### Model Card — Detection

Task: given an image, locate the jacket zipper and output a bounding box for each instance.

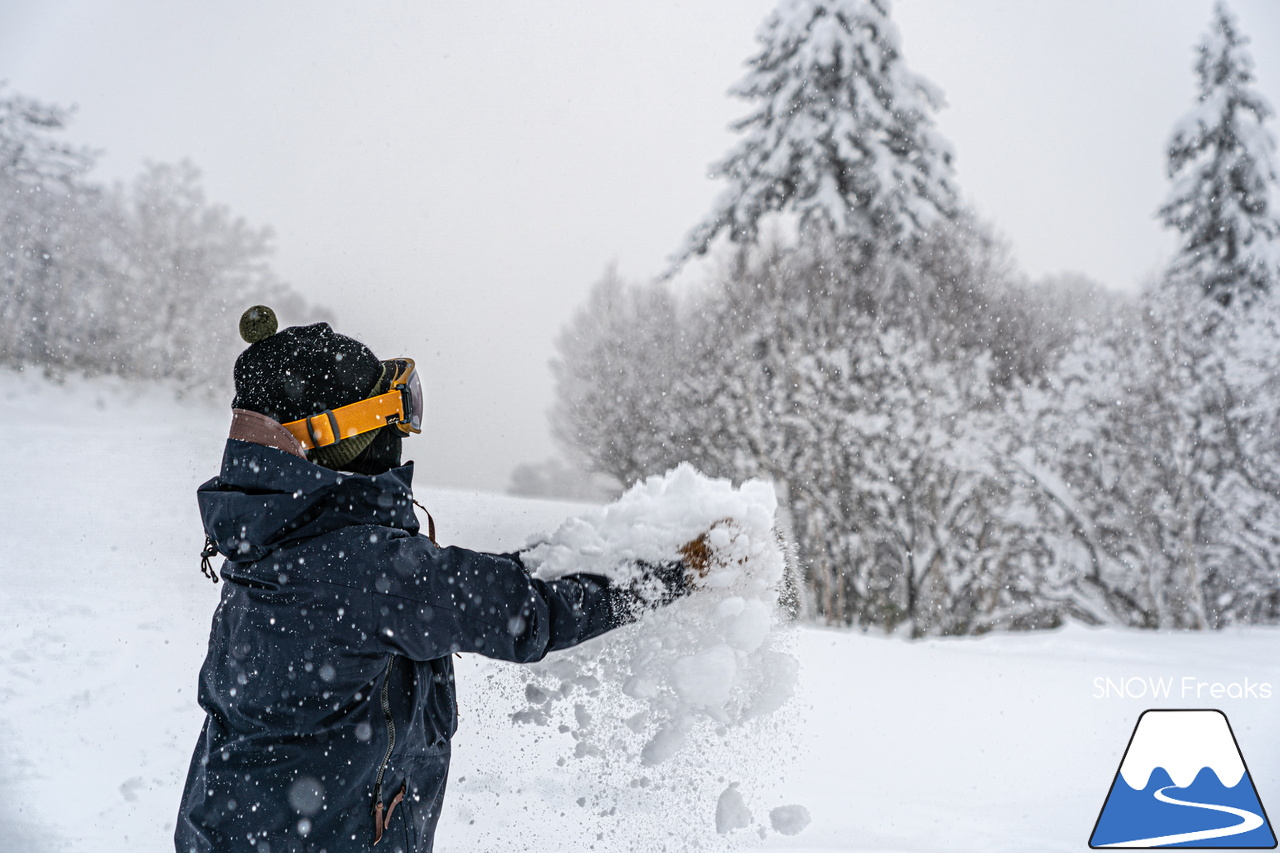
[372,654,400,845]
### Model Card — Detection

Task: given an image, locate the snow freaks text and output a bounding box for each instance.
[1092,677,1274,701]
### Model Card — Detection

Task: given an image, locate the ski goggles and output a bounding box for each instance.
[282,358,423,451]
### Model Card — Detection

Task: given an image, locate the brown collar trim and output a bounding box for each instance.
[229,409,308,460]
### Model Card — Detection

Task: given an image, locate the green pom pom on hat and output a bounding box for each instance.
[232,316,381,424]
[239,305,278,344]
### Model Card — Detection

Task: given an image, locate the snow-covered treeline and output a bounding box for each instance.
[0,86,325,395]
[551,0,1280,635]
[1008,283,1280,630]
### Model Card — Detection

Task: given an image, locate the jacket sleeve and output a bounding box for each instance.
[368,538,687,664]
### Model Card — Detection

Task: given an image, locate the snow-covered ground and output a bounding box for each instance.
[2,371,1279,852]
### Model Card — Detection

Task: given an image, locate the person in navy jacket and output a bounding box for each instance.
[176,307,691,853]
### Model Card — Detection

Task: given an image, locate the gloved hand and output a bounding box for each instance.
[678,532,713,579]
[678,519,738,583]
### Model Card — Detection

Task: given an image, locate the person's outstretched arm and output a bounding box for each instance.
[366,538,688,663]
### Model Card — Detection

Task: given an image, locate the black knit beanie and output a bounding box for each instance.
[232,305,401,472]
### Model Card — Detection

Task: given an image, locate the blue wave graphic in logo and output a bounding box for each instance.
[1091,765,1276,848]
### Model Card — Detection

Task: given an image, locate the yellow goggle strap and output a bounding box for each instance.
[281,391,406,452]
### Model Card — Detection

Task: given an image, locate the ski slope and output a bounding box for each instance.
[2,371,1279,852]
[1119,788,1263,848]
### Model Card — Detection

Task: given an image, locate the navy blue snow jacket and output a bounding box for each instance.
[176,439,680,853]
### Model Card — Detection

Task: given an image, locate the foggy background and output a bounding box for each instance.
[2,0,1277,491]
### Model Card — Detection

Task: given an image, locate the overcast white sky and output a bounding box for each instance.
[2,0,1278,491]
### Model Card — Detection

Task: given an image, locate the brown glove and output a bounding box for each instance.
[678,532,714,580]
[678,519,738,582]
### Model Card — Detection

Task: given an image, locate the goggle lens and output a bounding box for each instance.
[384,358,423,435]
[405,368,423,432]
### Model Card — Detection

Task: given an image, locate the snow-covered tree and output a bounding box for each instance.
[697,238,1061,633]
[559,0,1280,634]
[0,86,103,371]
[0,84,94,186]
[117,160,300,387]
[558,228,1082,634]
[1212,292,1280,621]
[1011,276,1280,630]
[551,269,700,486]
[1018,3,1280,627]
[1010,293,1212,630]
[672,0,959,269]
[0,85,325,393]
[1159,2,1280,306]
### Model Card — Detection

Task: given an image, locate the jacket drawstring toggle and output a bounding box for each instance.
[372,782,406,845]
[199,536,221,584]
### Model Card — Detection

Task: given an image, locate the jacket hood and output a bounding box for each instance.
[198,439,419,563]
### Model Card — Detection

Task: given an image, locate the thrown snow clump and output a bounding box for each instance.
[517,463,798,766]
[769,804,811,836]
[716,783,752,834]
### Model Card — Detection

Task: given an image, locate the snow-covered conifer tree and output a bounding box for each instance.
[1159,2,1280,306]
[672,0,958,268]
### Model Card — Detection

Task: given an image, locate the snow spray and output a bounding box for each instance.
[513,464,802,844]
